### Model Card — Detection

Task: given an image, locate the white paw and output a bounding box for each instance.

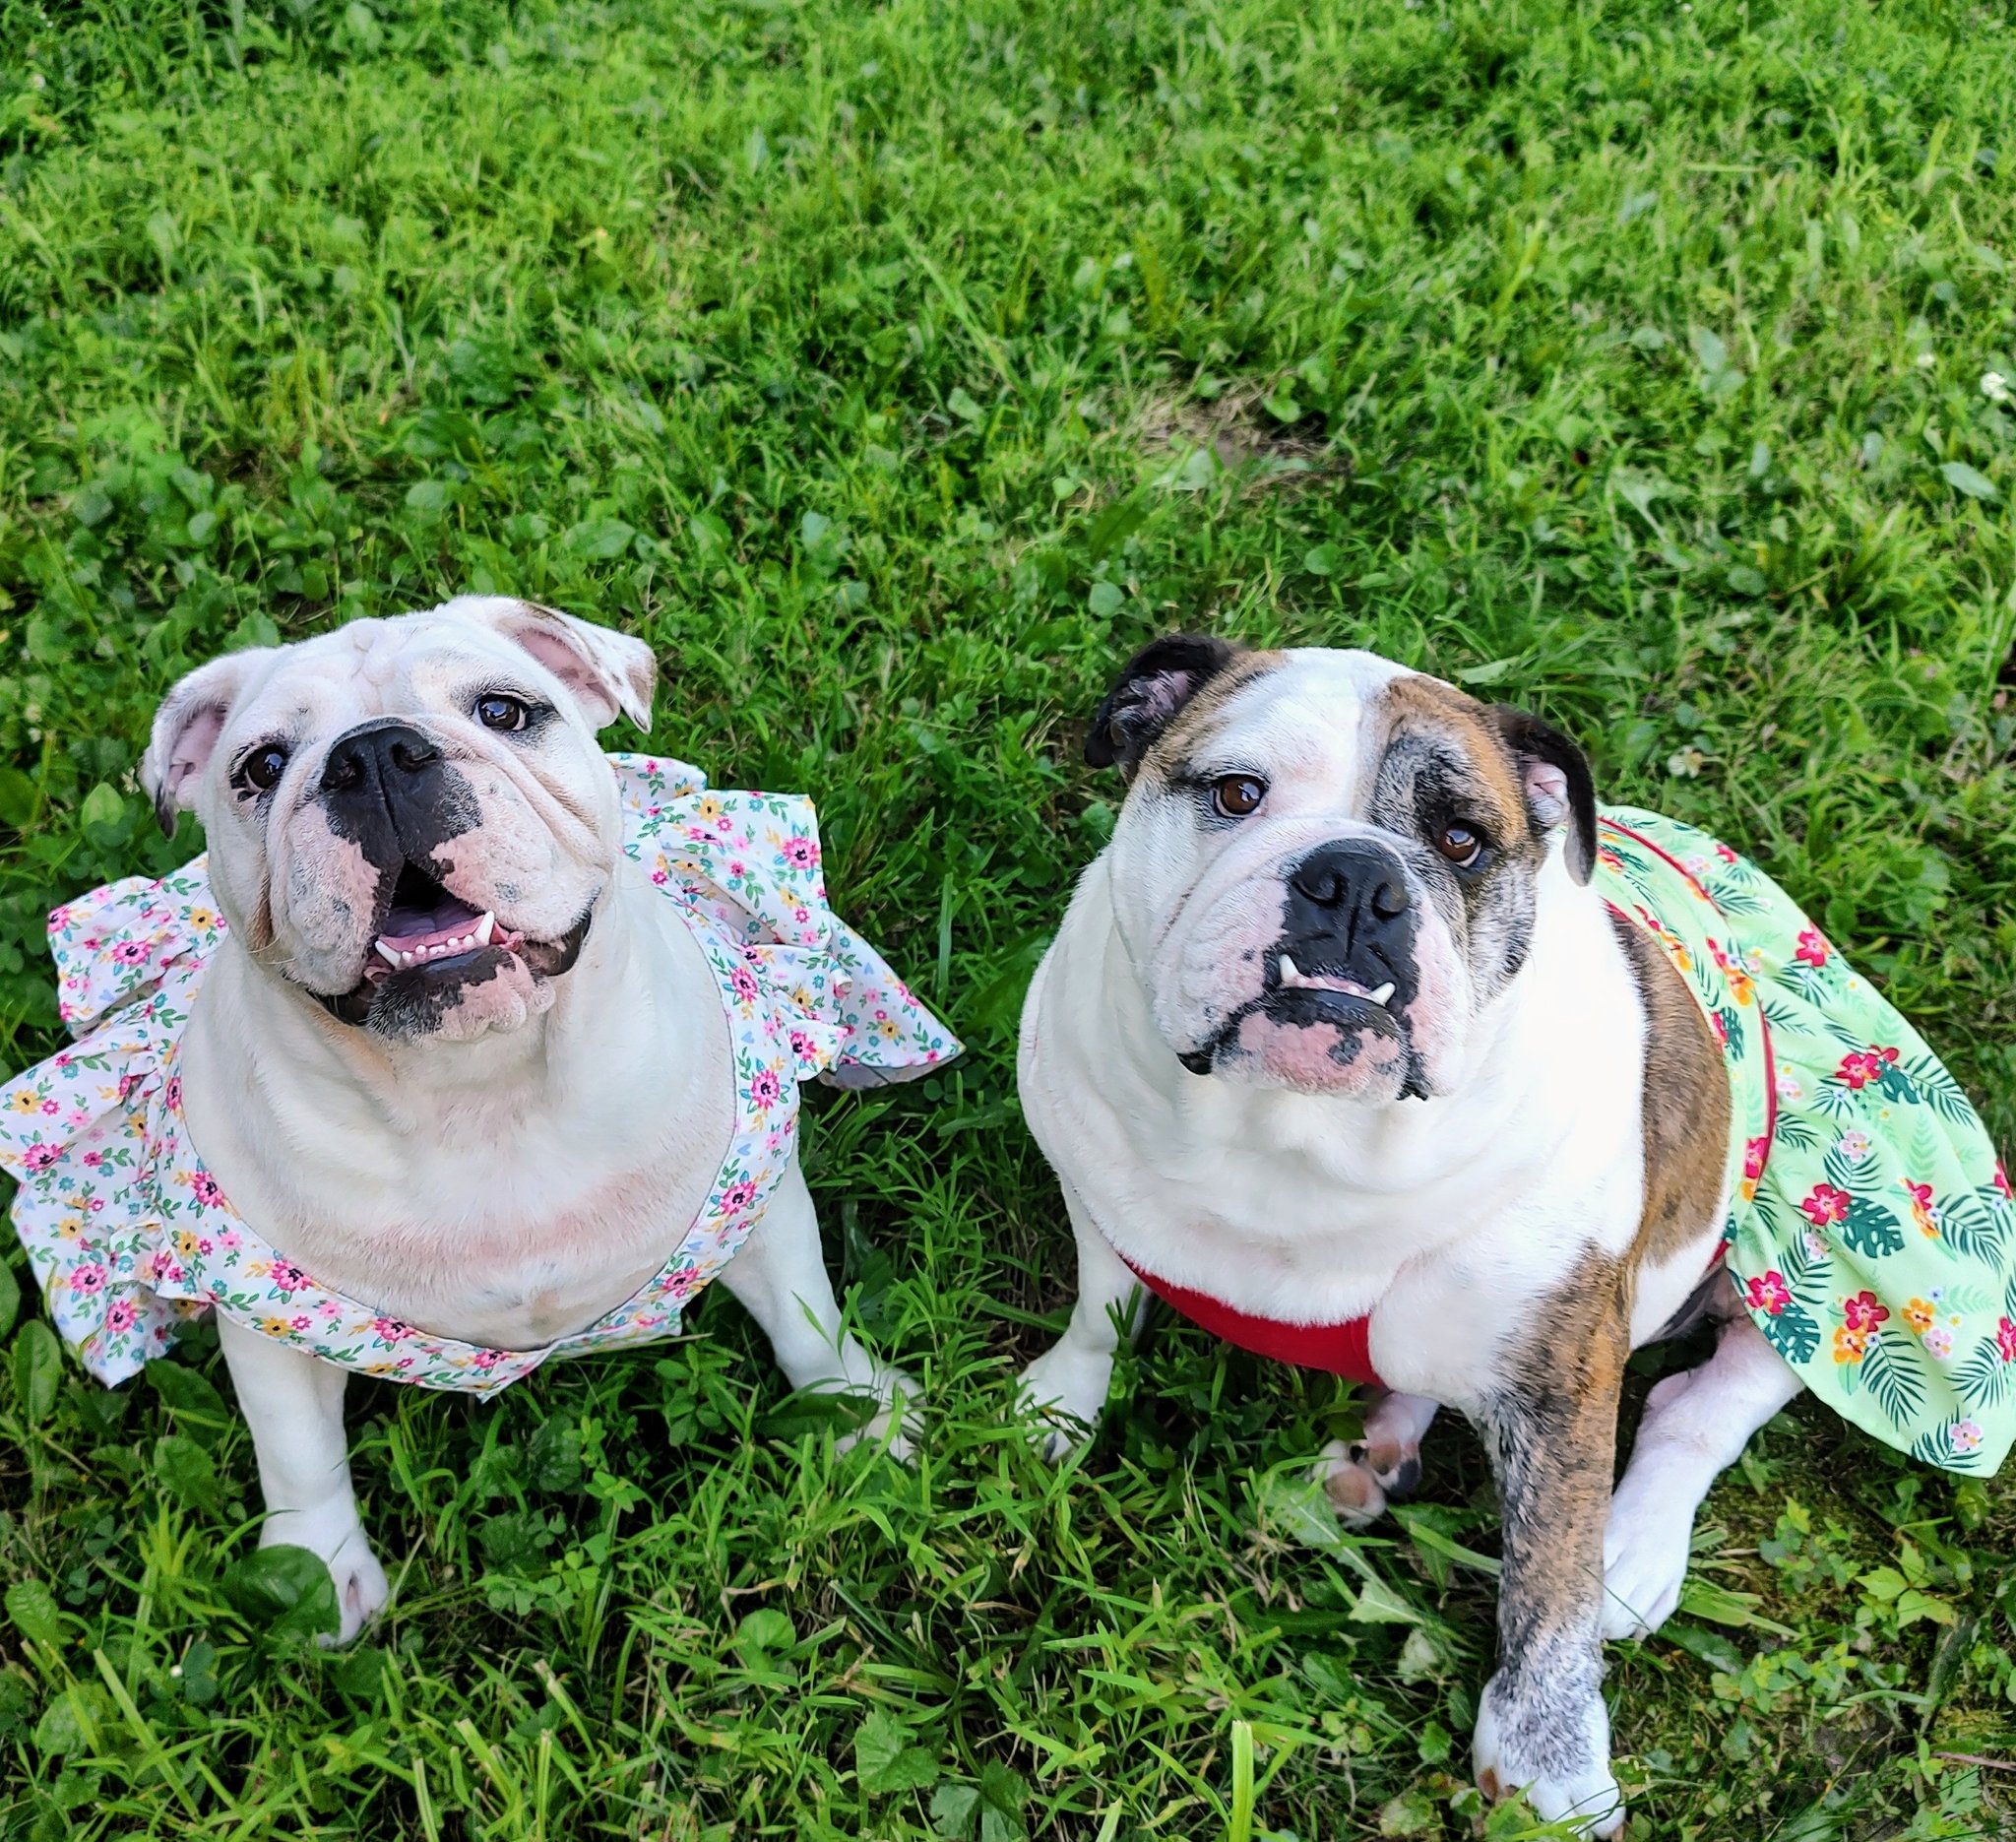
[1016,1348,1109,1461]
[1474,1673,1623,1839]
[265,1502,389,1647]
[1601,1478,1693,1641]
[833,1365,920,1463]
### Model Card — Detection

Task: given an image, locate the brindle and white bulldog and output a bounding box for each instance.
[135,598,921,1636]
[1016,637,1809,1837]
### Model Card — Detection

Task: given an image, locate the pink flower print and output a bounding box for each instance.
[473,1349,502,1368]
[105,1300,136,1334]
[781,835,819,870]
[1950,1420,1984,1456]
[220,1230,241,1252]
[1745,1271,1792,1315]
[730,966,760,1004]
[289,1314,310,1332]
[1923,1324,1954,1361]
[38,1099,57,1115]
[789,1029,812,1061]
[1801,1183,1852,1229]
[749,1069,782,1109]
[318,1299,342,1318]
[269,1260,304,1294]
[164,1075,182,1112]
[1995,1163,2012,1203]
[1795,927,1829,968]
[1835,1130,1871,1166]
[720,1178,758,1215]
[1997,1317,2016,1364]
[70,1262,108,1295]
[190,1171,226,1210]
[111,940,151,967]
[1836,1045,1900,1090]
[728,858,746,880]
[22,1143,59,1173]
[1842,1290,1889,1333]
[652,867,669,885]
[151,1248,175,1280]
[373,1316,410,1341]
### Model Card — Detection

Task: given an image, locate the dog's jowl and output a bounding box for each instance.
[0,597,957,1642]
[1018,636,2012,1837]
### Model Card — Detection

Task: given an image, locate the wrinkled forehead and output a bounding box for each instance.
[225,614,530,735]
[1158,648,1526,827]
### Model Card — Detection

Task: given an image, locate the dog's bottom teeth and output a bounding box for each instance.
[1367,982,1396,1007]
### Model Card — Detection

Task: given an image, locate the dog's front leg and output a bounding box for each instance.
[719,1162,917,1458]
[217,1311,388,1644]
[1470,1264,1630,1839]
[1016,1184,1148,1459]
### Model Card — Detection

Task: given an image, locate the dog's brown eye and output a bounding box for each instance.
[1435,823,1482,867]
[242,745,290,792]
[475,694,529,731]
[1211,774,1267,819]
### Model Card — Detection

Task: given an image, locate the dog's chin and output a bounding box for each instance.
[310,914,593,1044]
[1177,990,1423,1101]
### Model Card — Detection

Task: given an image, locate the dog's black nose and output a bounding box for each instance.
[321,722,442,794]
[1282,840,1417,983]
[1290,845,1410,918]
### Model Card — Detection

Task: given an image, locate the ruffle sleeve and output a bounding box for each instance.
[0,862,227,1383]
[612,753,961,1087]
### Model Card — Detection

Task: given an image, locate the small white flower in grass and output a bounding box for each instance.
[1916,352,1936,370]
[1983,370,2011,405]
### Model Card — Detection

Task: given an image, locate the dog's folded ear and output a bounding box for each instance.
[141,649,278,837]
[1490,704,1598,884]
[1086,633,1245,776]
[437,597,657,732]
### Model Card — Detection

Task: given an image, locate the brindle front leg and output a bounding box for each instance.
[1471,1260,1631,1839]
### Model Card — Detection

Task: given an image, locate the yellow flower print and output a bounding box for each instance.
[1904,1299,1936,1335]
[1726,964,1755,1005]
[245,1259,271,1279]
[187,908,218,932]
[260,1316,293,1337]
[875,1017,902,1041]
[9,1090,39,1114]
[696,795,724,822]
[57,1218,83,1241]
[175,1231,200,1257]
[1832,1325,1869,1366]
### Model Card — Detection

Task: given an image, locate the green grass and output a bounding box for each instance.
[1,0,2014,1834]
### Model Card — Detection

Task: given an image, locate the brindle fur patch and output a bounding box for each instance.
[1608,906,1732,1271]
[1480,1255,1633,1782]
[1367,676,1548,1002]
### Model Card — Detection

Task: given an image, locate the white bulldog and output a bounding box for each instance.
[1016,638,1813,1837]
[120,597,921,1638]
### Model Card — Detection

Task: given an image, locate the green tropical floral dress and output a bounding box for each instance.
[1597,810,2014,1476]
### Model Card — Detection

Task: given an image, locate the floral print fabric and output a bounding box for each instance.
[0,754,958,1395]
[1598,809,2013,1476]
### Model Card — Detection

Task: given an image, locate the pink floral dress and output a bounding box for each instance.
[0,755,959,1396]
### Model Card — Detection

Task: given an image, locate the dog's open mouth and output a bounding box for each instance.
[362,862,522,981]
[312,860,596,1028]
